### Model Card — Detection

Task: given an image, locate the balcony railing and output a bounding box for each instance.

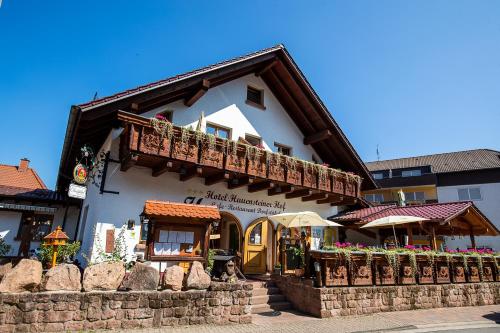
[118,112,363,200]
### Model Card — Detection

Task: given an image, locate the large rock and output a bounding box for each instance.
[122,262,159,291]
[82,261,125,291]
[0,262,12,282]
[0,259,42,293]
[186,261,211,290]
[163,265,184,291]
[41,264,81,291]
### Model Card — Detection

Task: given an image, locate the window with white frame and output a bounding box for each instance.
[372,172,384,180]
[364,193,384,203]
[401,169,422,177]
[457,188,482,201]
[404,191,425,202]
[206,123,231,140]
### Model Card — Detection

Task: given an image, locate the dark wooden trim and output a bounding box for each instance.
[179,166,201,182]
[317,194,343,204]
[205,172,229,186]
[268,185,292,196]
[248,180,273,193]
[303,129,332,145]
[228,176,250,189]
[184,79,210,107]
[255,60,278,77]
[152,161,173,177]
[120,153,138,172]
[285,188,311,199]
[302,193,327,202]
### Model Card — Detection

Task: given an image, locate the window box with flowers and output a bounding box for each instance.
[332,172,346,195]
[285,157,302,186]
[267,152,286,182]
[198,132,225,169]
[303,162,318,189]
[225,140,247,173]
[246,144,267,178]
[317,164,332,192]
[171,127,199,163]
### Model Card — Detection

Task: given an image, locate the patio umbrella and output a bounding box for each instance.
[360,215,428,247]
[269,211,343,228]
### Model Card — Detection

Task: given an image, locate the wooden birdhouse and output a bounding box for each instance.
[43,226,69,267]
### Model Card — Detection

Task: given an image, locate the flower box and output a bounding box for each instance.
[467,264,481,283]
[451,264,466,283]
[303,165,317,189]
[317,168,332,192]
[351,263,372,286]
[286,160,302,186]
[323,259,348,287]
[139,126,171,157]
[436,262,451,284]
[482,263,495,282]
[374,258,396,285]
[344,179,357,197]
[267,154,286,182]
[332,174,345,195]
[417,262,434,284]
[199,147,224,169]
[171,136,198,163]
[247,154,267,178]
[399,263,417,285]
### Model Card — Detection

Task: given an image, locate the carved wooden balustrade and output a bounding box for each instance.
[308,250,499,287]
[118,112,362,202]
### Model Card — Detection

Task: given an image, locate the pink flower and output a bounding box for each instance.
[422,246,431,251]
[404,245,416,250]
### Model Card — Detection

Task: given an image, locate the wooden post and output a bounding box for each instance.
[470,233,476,250]
[430,226,437,251]
[406,224,414,245]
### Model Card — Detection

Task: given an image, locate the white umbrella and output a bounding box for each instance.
[269,211,343,228]
[360,215,428,247]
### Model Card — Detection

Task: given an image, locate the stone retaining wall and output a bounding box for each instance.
[274,275,500,318]
[0,282,252,332]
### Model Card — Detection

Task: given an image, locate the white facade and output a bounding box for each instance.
[77,73,341,270]
[438,183,500,250]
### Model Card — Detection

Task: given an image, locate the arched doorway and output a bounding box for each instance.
[243,218,274,275]
[209,212,243,255]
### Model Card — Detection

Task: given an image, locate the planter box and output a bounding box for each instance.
[351,258,372,286]
[247,154,267,178]
[417,263,434,284]
[171,139,198,163]
[139,126,171,157]
[286,161,302,186]
[268,155,286,182]
[323,259,348,287]
[451,264,467,283]
[436,263,451,284]
[344,179,357,197]
[482,263,495,282]
[375,259,396,285]
[399,264,417,285]
[199,147,224,169]
[318,171,332,192]
[467,264,481,283]
[332,175,345,195]
[225,151,246,173]
[303,166,317,189]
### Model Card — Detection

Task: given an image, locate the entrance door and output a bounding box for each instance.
[244,220,268,274]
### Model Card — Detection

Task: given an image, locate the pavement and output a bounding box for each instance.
[111,305,500,333]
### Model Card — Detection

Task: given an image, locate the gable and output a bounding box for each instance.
[57,45,376,191]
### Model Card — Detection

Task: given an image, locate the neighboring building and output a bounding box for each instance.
[0,159,80,257]
[364,149,500,249]
[55,45,376,274]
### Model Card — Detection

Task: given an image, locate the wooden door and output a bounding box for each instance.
[244,220,268,274]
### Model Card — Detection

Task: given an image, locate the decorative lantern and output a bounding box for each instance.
[43,226,69,268]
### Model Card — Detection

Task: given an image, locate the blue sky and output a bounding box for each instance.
[1,1,499,189]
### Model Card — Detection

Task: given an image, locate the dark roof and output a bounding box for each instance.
[0,185,67,203]
[57,44,377,191]
[366,149,500,173]
[330,201,499,236]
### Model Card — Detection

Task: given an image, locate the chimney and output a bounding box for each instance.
[18,158,30,172]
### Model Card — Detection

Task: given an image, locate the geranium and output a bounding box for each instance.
[404,245,416,250]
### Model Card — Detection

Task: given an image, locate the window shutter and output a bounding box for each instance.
[105,229,115,253]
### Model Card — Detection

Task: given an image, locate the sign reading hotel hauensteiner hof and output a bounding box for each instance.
[68,183,87,200]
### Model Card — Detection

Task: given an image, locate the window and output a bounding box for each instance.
[206,123,231,140]
[245,134,262,147]
[458,188,482,201]
[364,193,384,203]
[401,169,422,177]
[246,86,265,109]
[249,223,262,245]
[155,110,173,122]
[140,220,149,242]
[372,173,384,180]
[274,142,292,156]
[17,214,54,241]
[404,191,425,202]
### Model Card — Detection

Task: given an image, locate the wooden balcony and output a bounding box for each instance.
[117,111,362,205]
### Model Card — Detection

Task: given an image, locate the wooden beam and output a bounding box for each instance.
[152,161,173,177]
[268,185,292,196]
[184,79,210,107]
[333,198,358,206]
[205,172,229,186]
[256,60,278,77]
[407,224,414,246]
[120,153,138,172]
[303,129,332,145]
[248,181,273,193]
[131,103,140,112]
[317,194,343,205]
[228,176,249,189]
[286,189,311,199]
[302,193,327,202]
[179,166,201,182]
[430,225,437,251]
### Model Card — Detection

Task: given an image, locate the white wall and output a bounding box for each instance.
[142,74,321,162]
[437,183,500,250]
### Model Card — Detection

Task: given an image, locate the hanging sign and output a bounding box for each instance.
[68,183,87,200]
[73,164,88,184]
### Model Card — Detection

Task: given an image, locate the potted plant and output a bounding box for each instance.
[292,246,305,277]
[273,264,282,275]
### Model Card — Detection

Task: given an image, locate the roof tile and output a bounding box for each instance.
[0,164,47,189]
[143,200,220,220]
